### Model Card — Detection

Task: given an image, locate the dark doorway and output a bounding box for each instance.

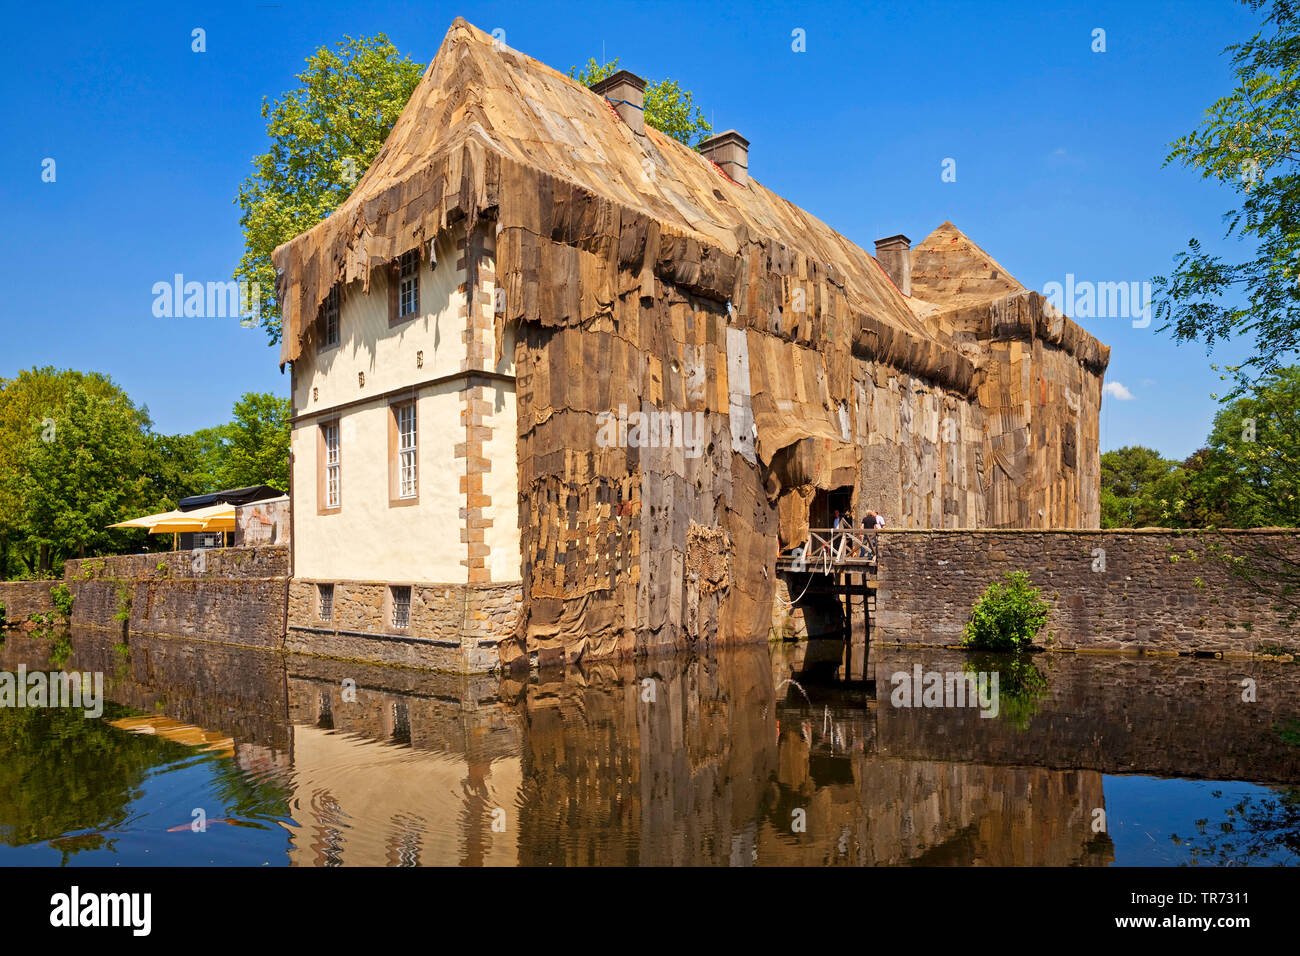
[810,485,854,529]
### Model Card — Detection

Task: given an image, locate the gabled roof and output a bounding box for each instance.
[274,18,937,367]
[906,221,1110,373]
[273,18,1106,382]
[909,221,1025,315]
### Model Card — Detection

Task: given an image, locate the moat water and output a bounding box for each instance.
[1,627,1297,866]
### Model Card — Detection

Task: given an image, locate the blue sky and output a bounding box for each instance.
[0,0,1263,459]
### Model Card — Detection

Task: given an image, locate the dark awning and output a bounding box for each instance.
[178,485,284,512]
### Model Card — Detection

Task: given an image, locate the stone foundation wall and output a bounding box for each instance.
[871,529,1300,655]
[287,578,521,673]
[0,581,58,624]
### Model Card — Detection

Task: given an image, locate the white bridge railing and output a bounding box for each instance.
[780,527,878,573]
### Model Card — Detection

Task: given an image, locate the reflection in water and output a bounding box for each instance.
[0,628,1297,866]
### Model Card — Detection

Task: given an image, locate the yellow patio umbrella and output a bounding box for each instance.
[147,503,236,533]
[109,504,236,552]
[108,509,187,529]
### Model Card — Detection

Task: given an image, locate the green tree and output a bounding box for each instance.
[218,392,291,493]
[19,387,155,570]
[0,369,149,576]
[1100,445,1184,527]
[139,427,229,510]
[569,58,713,147]
[235,34,425,345]
[1184,365,1300,526]
[190,424,233,487]
[1154,0,1300,384]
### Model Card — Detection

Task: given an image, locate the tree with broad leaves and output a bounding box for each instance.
[235,35,425,346]
[217,392,291,494]
[1185,365,1300,527]
[569,58,713,148]
[18,387,156,570]
[1100,445,1184,528]
[1155,0,1300,391]
[0,369,153,577]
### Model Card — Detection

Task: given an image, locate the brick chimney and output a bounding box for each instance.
[590,70,646,136]
[874,234,912,297]
[699,130,750,186]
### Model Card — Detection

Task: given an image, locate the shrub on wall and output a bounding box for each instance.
[49,583,74,621]
[963,571,1050,652]
[113,584,132,625]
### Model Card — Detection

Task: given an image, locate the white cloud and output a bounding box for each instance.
[1103,381,1134,400]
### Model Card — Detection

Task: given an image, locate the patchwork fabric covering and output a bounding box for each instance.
[274,19,1109,666]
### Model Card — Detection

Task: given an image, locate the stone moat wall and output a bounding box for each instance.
[870,529,1300,655]
[8,529,1299,668]
[3,547,518,672]
[61,547,290,649]
[0,581,61,622]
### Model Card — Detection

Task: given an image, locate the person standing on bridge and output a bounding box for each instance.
[861,511,880,559]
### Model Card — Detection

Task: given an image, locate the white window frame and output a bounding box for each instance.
[324,421,341,509]
[397,403,417,499]
[398,250,419,317]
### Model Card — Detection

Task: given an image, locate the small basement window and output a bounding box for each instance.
[318,583,334,621]
[391,585,411,629]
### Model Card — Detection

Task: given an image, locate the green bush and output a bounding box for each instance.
[0,600,6,628]
[113,584,132,624]
[49,583,74,620]
[963,571,1050,652]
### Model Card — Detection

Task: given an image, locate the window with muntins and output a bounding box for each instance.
[399,250,419,317]
[323,422,341,508]
[397,403,417,498]
[391,586,411,629]
[322,286,340,348]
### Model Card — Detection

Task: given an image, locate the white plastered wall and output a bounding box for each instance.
[483,380,519,582]
[291,230,522,586]
[293,233,465,412]
[292,384,464,582]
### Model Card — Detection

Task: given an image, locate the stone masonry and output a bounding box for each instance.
[286,578,521,672]
[456,225,499,584]
[62,547,290,648]
[870,529,1300,655]
[0,581,59,623]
